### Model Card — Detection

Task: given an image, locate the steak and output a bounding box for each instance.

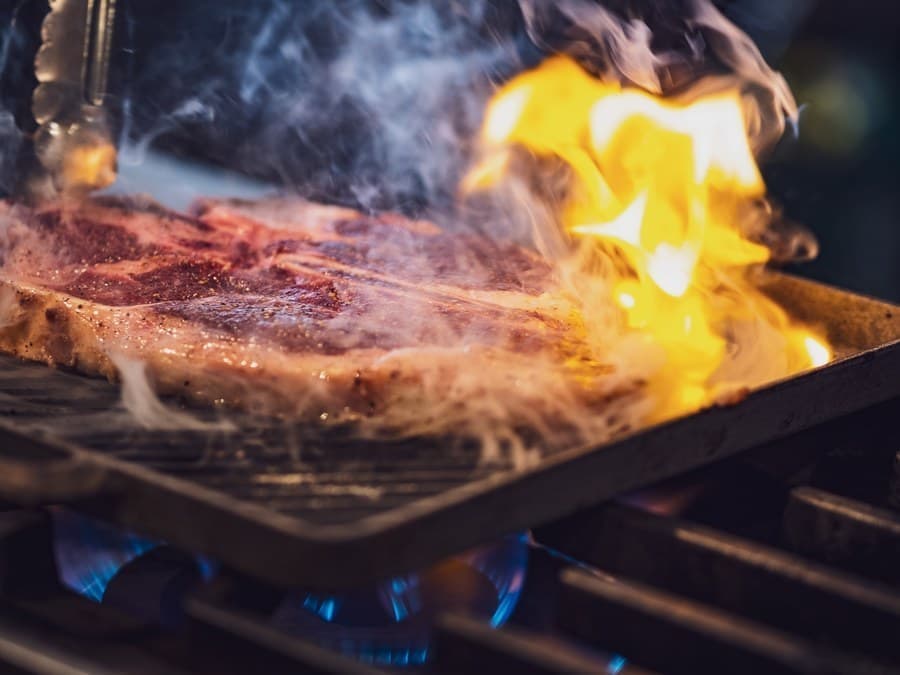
[0,196,643,447]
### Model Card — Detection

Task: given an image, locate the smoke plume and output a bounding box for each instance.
[0,1,811,458]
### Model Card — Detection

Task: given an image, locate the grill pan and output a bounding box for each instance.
[0,271,897,590]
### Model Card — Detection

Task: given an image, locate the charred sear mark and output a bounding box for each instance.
[262,238,308,257]
[227,266,295,295]
[175,238,216,251]
[229,240,260,268]
[276,278,345,313]
[45,330,75,365]
[226,266,344,308]
[132,260,228,302]
[32,210,62,232]
[66,219,159,264]
[332,218,374,237]
[43,308,71,353]
[153,294,349,354]
[63,271,144,306]
[309,240,371,267]
[32,211,160,265]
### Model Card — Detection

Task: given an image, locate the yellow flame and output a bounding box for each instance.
[468,56,832,419]
[61,142,117,193]
[803,335,832,368]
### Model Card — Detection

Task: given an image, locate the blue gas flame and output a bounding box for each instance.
[52,510,158,602]
[277,533,529,667]
[51,510,216,603]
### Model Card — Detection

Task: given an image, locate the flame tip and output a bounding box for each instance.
[802,335,832,368]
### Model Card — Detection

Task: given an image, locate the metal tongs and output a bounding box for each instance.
[32,0,117,195]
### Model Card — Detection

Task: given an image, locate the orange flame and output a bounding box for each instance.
[467,56,831,420]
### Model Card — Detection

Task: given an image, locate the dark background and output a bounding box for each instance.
[737,0,900,302]
[1,0,898,301]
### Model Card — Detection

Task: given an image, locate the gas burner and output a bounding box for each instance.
[50,509,216,626]
[48,508,528,667]
[270,534,528,666]
[51,509,159,603]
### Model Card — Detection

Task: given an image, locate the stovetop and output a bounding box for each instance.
[0,397,898,674]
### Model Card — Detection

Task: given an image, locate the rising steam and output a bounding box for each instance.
[114,0,527,214]
[0,1,822,460]
[518,0,797,136]
[109,352,233,433]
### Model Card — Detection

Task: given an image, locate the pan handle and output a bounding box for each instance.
[0,423,111,505]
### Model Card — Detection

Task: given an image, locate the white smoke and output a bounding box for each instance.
[518,0,797,152]
[109,351,233,432]
[114,0,526,214]
[0,6,26,197]
[0,1,811,461]
[115,0,801,220]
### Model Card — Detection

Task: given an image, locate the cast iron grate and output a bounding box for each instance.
[434,399,900,674]
[1,397,900,673]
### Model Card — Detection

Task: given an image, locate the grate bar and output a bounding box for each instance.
[558,568,842,675]
[784,487,900,586]
[0,616,184,675]
[185,591,386,675]
[434,613,654,675]
[538,503,900,661]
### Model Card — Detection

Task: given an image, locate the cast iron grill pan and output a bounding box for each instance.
[0,272,897,589]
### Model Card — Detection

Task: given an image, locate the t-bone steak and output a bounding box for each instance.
[0,196,643,445]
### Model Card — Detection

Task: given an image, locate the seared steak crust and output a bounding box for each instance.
[0,196,641,440]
